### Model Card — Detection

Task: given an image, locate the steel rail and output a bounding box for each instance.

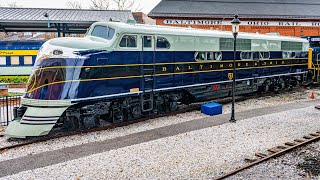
[216,131,320,180]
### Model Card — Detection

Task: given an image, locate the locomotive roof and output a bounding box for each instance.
[92,21,308,43]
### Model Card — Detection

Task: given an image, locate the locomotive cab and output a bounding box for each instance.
[5,23,119,138]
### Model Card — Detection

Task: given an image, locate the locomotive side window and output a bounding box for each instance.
[143,36,152,48]
[240,52,252,60]
[241,52,270,60]
[253,52,260,60]
[91,25,115,40]
[215,52,222,60]
[207,52,214,60]
[120,35,137,48]
[195,52,206,61]
[282,51,296,58]
[262,52,270,59]
[195,52,222,61]
[156,36,170,49]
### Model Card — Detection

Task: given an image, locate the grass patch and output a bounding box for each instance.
[0,92,24,97]
[0,76,29,84]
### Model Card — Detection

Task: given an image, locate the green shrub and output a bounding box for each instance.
[0,76,29,83]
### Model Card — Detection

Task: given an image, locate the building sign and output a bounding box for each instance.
[311,38,320,41]
[164,19,320,27]
[0,50,38,56]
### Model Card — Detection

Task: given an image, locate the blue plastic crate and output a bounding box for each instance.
[201,102,222,116]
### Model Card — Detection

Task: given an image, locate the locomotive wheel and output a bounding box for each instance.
[64,116,80,130]
[262,80,271,93]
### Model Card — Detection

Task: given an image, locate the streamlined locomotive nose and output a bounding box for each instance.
[5,98,72,138]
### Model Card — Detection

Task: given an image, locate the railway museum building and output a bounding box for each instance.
[148,0,320,37]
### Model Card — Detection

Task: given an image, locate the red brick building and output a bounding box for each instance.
[148,0,320,37]
[133,12,156,25]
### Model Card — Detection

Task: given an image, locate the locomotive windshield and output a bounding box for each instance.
[91,25,115,40]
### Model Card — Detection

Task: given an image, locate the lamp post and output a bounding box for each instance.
[230,14,241,123]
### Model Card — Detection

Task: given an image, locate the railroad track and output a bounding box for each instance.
[0,87,310,153]
[216,131,320,180]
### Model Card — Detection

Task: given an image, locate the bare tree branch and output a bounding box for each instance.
[66,1,82,9]
[112,0,141,11]
[89,0,142,11]
[7,1,22,7]
[90,0,110,10]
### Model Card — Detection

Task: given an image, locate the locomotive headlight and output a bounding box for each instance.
[52,49,63,56]
[36,41,80,62]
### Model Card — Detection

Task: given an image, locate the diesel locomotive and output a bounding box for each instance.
[5,21,312,138]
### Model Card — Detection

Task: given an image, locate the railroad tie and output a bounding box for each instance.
[244,158,257,163]
[255,153,268,158]
[310,133,320,137]
[294,139,305,143]
[267,148,280,154]
[276,145,288,149]
[303,136,313,139]
[284,142,296,146]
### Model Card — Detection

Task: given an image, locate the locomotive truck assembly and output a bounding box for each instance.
[5,21,317,138]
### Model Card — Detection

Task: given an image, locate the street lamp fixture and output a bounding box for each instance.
[230,14,241,123]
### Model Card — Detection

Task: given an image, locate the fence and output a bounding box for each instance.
[0,96,21,126]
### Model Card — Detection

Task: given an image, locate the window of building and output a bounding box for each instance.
[24,56,33,65]
[11,56,20,65]
[156,36,170,49]
[119,35,137,48]
[143,36,152,48]
[91,25,115,40]
[0,57,6,65]
[282,51,296,58]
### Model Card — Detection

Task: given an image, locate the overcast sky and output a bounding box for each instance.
[4,0,162,13]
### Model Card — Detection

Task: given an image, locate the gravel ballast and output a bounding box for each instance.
[1,105,320,179]
[227,141,320,180]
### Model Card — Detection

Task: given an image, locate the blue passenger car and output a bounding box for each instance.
[0,40,44,75]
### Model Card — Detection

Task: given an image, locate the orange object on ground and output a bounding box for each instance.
[310,91,315,99]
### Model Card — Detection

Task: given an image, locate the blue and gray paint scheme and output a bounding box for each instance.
[5,22,310,138]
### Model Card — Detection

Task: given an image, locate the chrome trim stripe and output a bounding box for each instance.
[71,71,306,103]
[22,117,59,121]
[22,105,71,108]
[24,115,61,119]
[21,121,57,124]
[20,122,56,125]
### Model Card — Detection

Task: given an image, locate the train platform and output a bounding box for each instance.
[0,100,319,179]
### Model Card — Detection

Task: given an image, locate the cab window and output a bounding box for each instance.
[156,36,170,49]
[120,35,137,48]
[143,36,152,48]
[91,25,115,40]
